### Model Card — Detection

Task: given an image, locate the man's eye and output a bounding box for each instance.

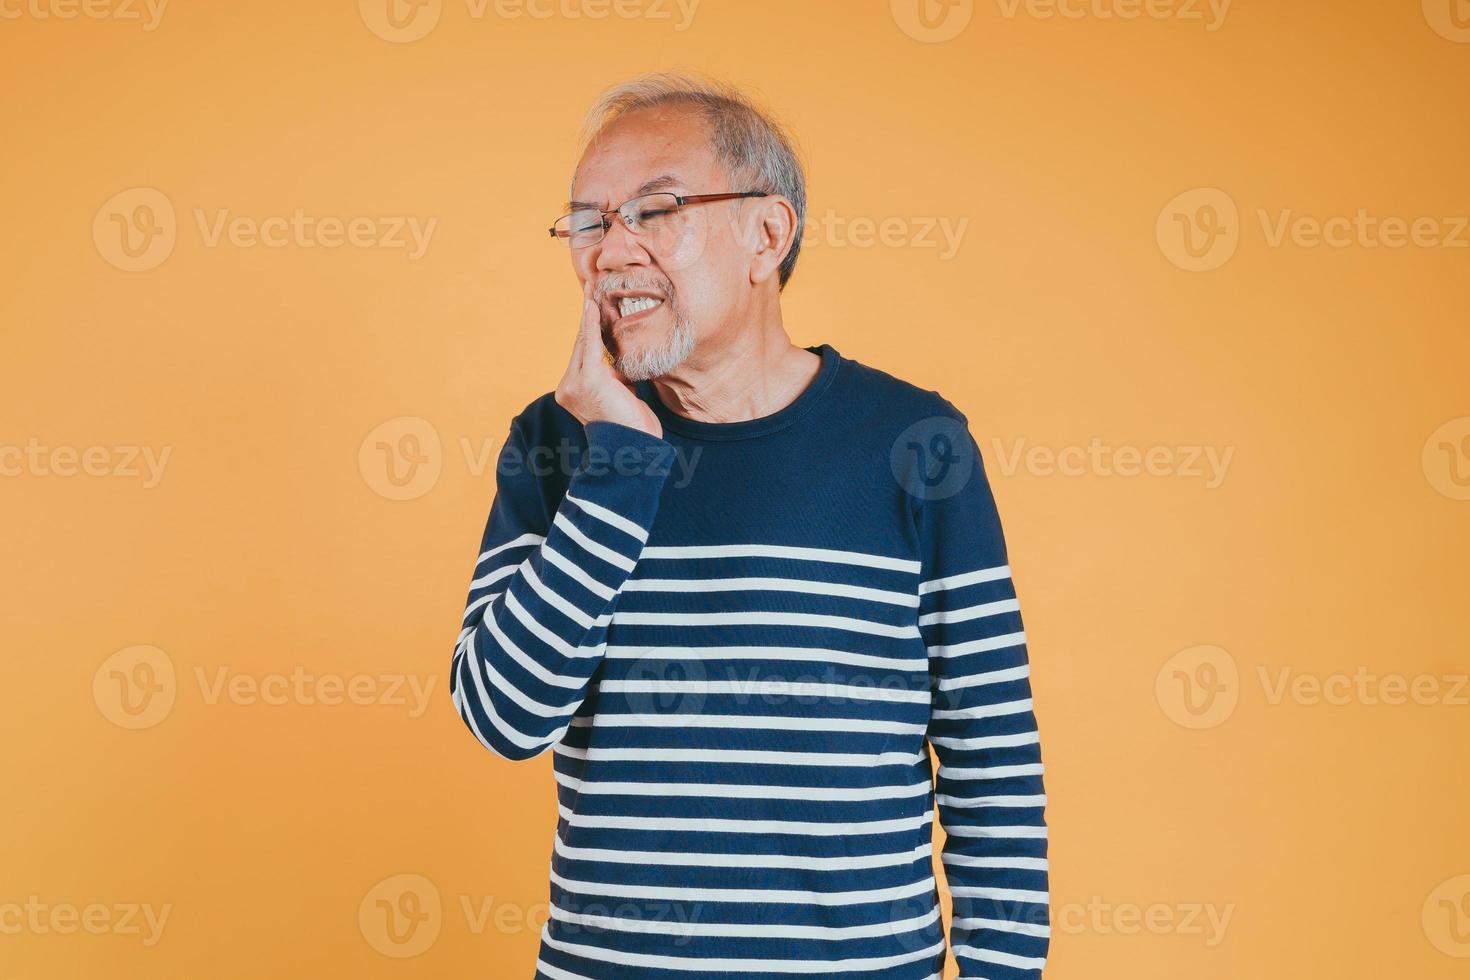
[638,207,676,222]
[570,214,602,233]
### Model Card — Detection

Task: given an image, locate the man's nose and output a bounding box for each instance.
[594,215,650,272]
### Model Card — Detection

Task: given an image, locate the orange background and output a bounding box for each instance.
[2,1,1468,977]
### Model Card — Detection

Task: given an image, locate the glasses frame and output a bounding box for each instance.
[548,191,772,247]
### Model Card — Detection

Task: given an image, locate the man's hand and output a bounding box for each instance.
[554,281,663,439]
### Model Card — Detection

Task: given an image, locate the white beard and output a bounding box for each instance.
[613,312,695,382]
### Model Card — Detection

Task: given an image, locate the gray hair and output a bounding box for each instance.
[576,72,807,291]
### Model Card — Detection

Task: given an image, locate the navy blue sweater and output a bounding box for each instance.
[451,343,1050,979]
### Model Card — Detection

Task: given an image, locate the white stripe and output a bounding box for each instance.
[599,679,929,705]
[554,743,925,768]
[928,730,1040,751]
[549,867,935,907]
[534,959,595,980]
[952,942,1049,971]
[475,532,543,567]
[549,900,939,941]
[935,793,1047,809]
[504,588,604,662]
[918,597,1019,626]
[468,561,518,592]
[612,609,919,638]
[574,712,927,736]
[932,697,1034,721]
[541,924,943,973]
[564,492,648,543]
[945,854,1049,872]
[952,914,1052,938]
[935,663,1030,692]
[553,511,635,572]
[540,543,616,602]
[640,543,921,573]
[459,591,501,626]
[623,575,919,607]
[928,630,1027,658]
[950,885,1049,905]
[553,771,933,802]
[604,644,924,672]
[939,762,1045,781]
[560,805,935,838]
[553,834,933,872]
[919,564,1011,594]
[519,563,597,630]
[941,823,1049,839]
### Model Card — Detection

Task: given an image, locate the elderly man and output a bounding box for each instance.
[450,73,1050,980]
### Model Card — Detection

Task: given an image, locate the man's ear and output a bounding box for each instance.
[748,196,797,287]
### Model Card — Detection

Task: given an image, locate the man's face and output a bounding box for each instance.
[568,106,750,381]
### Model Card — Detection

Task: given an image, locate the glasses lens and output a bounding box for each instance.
[555,210,604,248]
[623,193,683,248]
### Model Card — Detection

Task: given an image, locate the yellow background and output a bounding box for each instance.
[2,0,1468,977]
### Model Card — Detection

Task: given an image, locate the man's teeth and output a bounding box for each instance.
[617,296,662,317]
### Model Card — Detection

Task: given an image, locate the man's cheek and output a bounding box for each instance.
[660,216,713,272]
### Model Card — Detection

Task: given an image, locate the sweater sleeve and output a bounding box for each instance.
[915,414,1051,979]
[450,417,672,761]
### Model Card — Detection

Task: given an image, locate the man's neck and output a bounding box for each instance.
[649,317,821,425]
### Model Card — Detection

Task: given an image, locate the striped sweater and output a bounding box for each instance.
[450,343,1050,979]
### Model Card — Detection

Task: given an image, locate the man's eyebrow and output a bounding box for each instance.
[565,174,685,212]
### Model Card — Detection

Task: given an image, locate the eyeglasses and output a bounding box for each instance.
[549,191,771,249]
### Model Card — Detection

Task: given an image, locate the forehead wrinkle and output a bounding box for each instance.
[565,172,688,212]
